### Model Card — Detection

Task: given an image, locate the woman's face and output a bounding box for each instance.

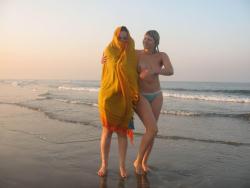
[118,31,128,42]
[143,34,155,50]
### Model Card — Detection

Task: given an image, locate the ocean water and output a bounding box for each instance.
[1,79,250,144]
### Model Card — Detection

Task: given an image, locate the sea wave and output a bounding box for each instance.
[162,92,250,103]
[13,102,99,128]
[2,80,38,87]
[161,110,200,116]
[35,93,250,120]
[58,86,99,92]
[162,88,250,95]
[154,134,250,147]
[161,110,250,120]
[38,91,98,107]
[133,132,250,147]
[54,98,98,107]
[56,87,250,103]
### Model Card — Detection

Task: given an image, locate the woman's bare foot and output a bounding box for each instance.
[133,160,145,175]
[142,163,151,173]
[119,166,128,178]
[97,166,107,177]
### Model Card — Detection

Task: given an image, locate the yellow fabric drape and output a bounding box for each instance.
[98,27,139,142]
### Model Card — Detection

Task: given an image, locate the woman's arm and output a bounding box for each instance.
[159,52,174,76]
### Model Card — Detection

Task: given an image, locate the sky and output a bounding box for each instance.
[1,0,250,82]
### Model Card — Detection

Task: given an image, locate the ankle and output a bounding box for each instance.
[134,161,142,167]
[135,158,143,164]
[100,162,108,168]
[119,164,126,169]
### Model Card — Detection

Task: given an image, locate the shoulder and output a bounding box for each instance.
[159,52,169,58]
[159,52,170,62]
[104,45,117,57]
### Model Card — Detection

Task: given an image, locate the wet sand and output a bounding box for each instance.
[1,104,250,188]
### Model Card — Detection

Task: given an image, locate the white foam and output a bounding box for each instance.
[53,98,98,107]
[58,86,99,92]
[55,99,69,103]
[11,81,21,87]
[163,92,250,103]
[161,110,199,116]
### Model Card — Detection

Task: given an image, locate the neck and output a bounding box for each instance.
[144,48,155,54]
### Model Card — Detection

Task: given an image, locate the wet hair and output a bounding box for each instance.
[145,30,160,53]
[121,26,129,33]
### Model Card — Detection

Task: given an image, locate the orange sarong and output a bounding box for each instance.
[98,27,139,142]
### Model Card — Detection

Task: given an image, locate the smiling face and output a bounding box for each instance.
[143,34,155,51]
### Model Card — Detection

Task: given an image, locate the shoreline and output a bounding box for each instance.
[4,101,250,147]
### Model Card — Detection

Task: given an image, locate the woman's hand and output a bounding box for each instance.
[101,54,108,64]
[139,69,149,79]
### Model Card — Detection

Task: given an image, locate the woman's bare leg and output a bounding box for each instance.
[117,132,128,178]
[142,93,163,172]
[134,95,158,175]
[98,127,113,177]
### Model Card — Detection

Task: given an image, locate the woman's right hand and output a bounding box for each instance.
[101,54,108,64]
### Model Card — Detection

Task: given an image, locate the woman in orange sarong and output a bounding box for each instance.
[97,26,139,178]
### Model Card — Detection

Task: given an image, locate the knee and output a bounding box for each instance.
[153,127,158,136]
[103,128,113,138]
[147,125,158,136]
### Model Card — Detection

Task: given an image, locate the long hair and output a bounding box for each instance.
[145,30,160,53]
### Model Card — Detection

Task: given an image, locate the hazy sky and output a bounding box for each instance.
[1,0,250,82]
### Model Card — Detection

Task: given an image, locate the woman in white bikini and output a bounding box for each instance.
[133,30,174,175]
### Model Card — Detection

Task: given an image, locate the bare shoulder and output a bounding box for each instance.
[159,52,169,59]
[159,52,170,62]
